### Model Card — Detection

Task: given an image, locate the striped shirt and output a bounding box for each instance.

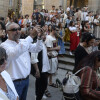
[79,67,100,100]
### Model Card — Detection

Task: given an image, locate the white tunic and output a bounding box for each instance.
[94,19,100,38]
[45,35,58,74]
[0,70,18,100]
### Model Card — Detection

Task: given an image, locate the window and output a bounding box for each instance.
[9,0,12,6]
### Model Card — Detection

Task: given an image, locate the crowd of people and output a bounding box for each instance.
[0,4,100,100]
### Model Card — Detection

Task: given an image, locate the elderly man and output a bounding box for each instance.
[0,22,43,100]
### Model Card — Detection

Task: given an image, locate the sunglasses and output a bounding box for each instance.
[8,27,21,31]
[0,58,6,65]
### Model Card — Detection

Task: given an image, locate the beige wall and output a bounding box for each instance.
[22,0,34,17]
[88,0,100,13]
[0,0,9,17]
[44,0,63,11]
[0,0,19,18]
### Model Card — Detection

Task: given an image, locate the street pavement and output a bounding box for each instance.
[27,68,67,100]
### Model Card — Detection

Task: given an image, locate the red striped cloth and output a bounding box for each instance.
[79,67,100,100]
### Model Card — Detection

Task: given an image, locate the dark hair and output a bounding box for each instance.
[69,21,74,26]
[76,8,79,12]
[78,51,100,70]
[88,11,91,14]
[81,32,95,43]
[52,5,55,7]
[51,25,56,31]
[45,16,50,21]
[0,17,4,21]
[25,14,29,18]
[58,22,62,29]
[94,14,98,19]
[0,22,5,30]
[0,47,7,60]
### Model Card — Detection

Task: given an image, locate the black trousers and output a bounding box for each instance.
[36,72,48,100]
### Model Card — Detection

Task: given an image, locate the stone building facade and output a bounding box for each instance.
[88,0,100,13]
[0,0,19,18]
[22,0,34,17]
[33,0,100,13]
[44,0,63,11]
[0,0,9,17]
[0,0,100,18]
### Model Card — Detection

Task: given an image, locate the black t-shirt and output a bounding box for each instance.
[74,45,88,70]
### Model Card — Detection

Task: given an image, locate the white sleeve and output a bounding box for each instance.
[24,36,33,44]
[1,41,30,60]
[85,17,88,21]
[31,53,38,64]
[94,19,98,23]
[69,27,73,31]
[45,37,52,48]
[29,39,43,53]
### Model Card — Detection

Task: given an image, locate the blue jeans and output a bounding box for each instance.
[13,78,29,100]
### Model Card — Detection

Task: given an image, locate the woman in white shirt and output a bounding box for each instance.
[93,14,100,38]
[0,47,18,100]
[69,21,79,55]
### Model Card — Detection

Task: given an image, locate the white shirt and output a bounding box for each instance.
[31,43,50,72]
[45,21,51,26]
[23,18,29,26]
[69,26,77,32]
[0,36,43,80]
[45,35,58,57]
[82,12,88,21]
[45,35,58,73]
[0,70,18,99]
[50,14,54,20]
[42,43,50,72]
[85,16,93,23]
[66,7,70,11]
[94,19,99,23]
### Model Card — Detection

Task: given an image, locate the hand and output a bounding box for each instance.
[35,69,40,78]
[55,46,60,51]
[17,96,19,100]
[37,28,44,38]
[30,25,41,38]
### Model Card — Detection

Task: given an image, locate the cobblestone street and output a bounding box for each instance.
[27,69,67,100]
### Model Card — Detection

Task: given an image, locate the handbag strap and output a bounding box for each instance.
[74,67,87,75]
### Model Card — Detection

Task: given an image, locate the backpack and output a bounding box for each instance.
[62,67,85,94]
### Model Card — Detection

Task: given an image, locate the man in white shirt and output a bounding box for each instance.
[31,33,50,100]
[82,7,88,21]
[85,12,93,23]
[0,23,43,100]
[66,6,70,12]
[50,5,56,14]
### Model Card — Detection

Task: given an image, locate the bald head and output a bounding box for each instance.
[6,22,21,42]
[6,22,20,31]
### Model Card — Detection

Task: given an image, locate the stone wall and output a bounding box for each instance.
[88,0,100,13]
[22,0,34,17]
[44,0,63,11]
[0,0,9,17]
[0,0,99,18]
